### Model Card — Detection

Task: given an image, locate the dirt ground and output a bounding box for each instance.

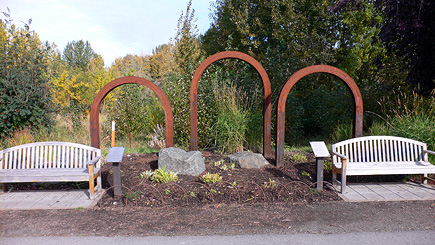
[98,151,341,207]
[1,151,434,237]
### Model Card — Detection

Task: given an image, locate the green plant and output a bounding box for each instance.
[150,167,178,183]
[140,170,154,179]
[200,172,222,185]
[323,159,333,172]
[124,191,143,200]
[263,178,277,188]
[288,152,308,162]
[212,81,249,153]
[373,90,435,161]
[331,123,353,143]
[220,165,228,171]
[0,16,54,137]
[213,159,224,167]
[301,171,311,177]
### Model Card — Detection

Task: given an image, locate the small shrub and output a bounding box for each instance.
[150,167,178,183]
[140,170,154,179]
[200,172,222,185]
[288,152,307,162]
[124,191,143,200]
[263,178,277,188]
[213,159,224,167]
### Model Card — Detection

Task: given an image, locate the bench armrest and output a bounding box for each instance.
[425,149,435,155]
[87,156,101,166]
[332,150,348,160]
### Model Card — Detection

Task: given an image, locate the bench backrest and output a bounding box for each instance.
[332,136,427,164]
[0,142,101,170]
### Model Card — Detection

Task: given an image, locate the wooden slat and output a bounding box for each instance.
[48,145,53,169]
[79,148,83,168]
[13,150,17,169]
[57,145,61,168]
[66,146,70,168]
[74,147,78,168]
[17,149,22,169]
[25,147,30,169]
[62,145,66,168]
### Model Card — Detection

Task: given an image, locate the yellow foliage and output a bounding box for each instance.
[50,70,89,108]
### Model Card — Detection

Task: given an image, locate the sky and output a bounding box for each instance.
[1,0,213,66]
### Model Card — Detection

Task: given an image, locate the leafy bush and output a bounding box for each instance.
[106,84,165,139]
[0,17,54,137]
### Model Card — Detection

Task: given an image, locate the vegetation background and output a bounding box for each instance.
[1,0,434,158]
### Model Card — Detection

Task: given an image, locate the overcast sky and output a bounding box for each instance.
[1,0,213,66]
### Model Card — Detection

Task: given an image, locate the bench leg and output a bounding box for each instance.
[422,174,428,184]
[97,175,102,192]
[341,173,347,193]
[89,179,95,199]
[0,183,5,193]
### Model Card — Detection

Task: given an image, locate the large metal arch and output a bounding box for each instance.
[90,76,173,149]
[190,51,272,159]
[276,65,363,166]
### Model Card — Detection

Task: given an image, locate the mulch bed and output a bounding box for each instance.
[98,151,341,207]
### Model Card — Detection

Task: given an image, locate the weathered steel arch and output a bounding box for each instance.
[190,51,272,159]
[276,65,363,166]
[90,76,173,149]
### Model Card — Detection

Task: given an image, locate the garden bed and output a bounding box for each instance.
[99,151,341,207]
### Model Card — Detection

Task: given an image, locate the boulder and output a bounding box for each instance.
[226,151,270,169]
[158,147,205,176]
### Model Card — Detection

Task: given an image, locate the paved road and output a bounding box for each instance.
[2,231,435,245]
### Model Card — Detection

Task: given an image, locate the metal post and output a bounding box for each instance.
[112,162,121,196]
[309,141,330,192]
[316,157,325,191]
[106,147,125,197]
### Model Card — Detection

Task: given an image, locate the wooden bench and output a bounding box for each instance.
[0,141,102,199]
[332,136,435,193]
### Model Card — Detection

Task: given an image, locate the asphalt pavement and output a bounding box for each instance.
[2,231,435,245]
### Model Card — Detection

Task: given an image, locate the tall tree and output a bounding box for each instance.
[63,40,100,70]
[163,0,205,147]
[376,0,435,95]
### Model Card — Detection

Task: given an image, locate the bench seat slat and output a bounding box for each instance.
[335,161,435,175]
[0,168,101,183]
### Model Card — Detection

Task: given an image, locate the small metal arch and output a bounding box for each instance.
[190,51,272,159]
[276,65,363,166]
[90,76,174,149]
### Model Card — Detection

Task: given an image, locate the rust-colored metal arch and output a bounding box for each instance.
[190,51,272,159]
[276,65,363,166]
[90,76,173,149]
